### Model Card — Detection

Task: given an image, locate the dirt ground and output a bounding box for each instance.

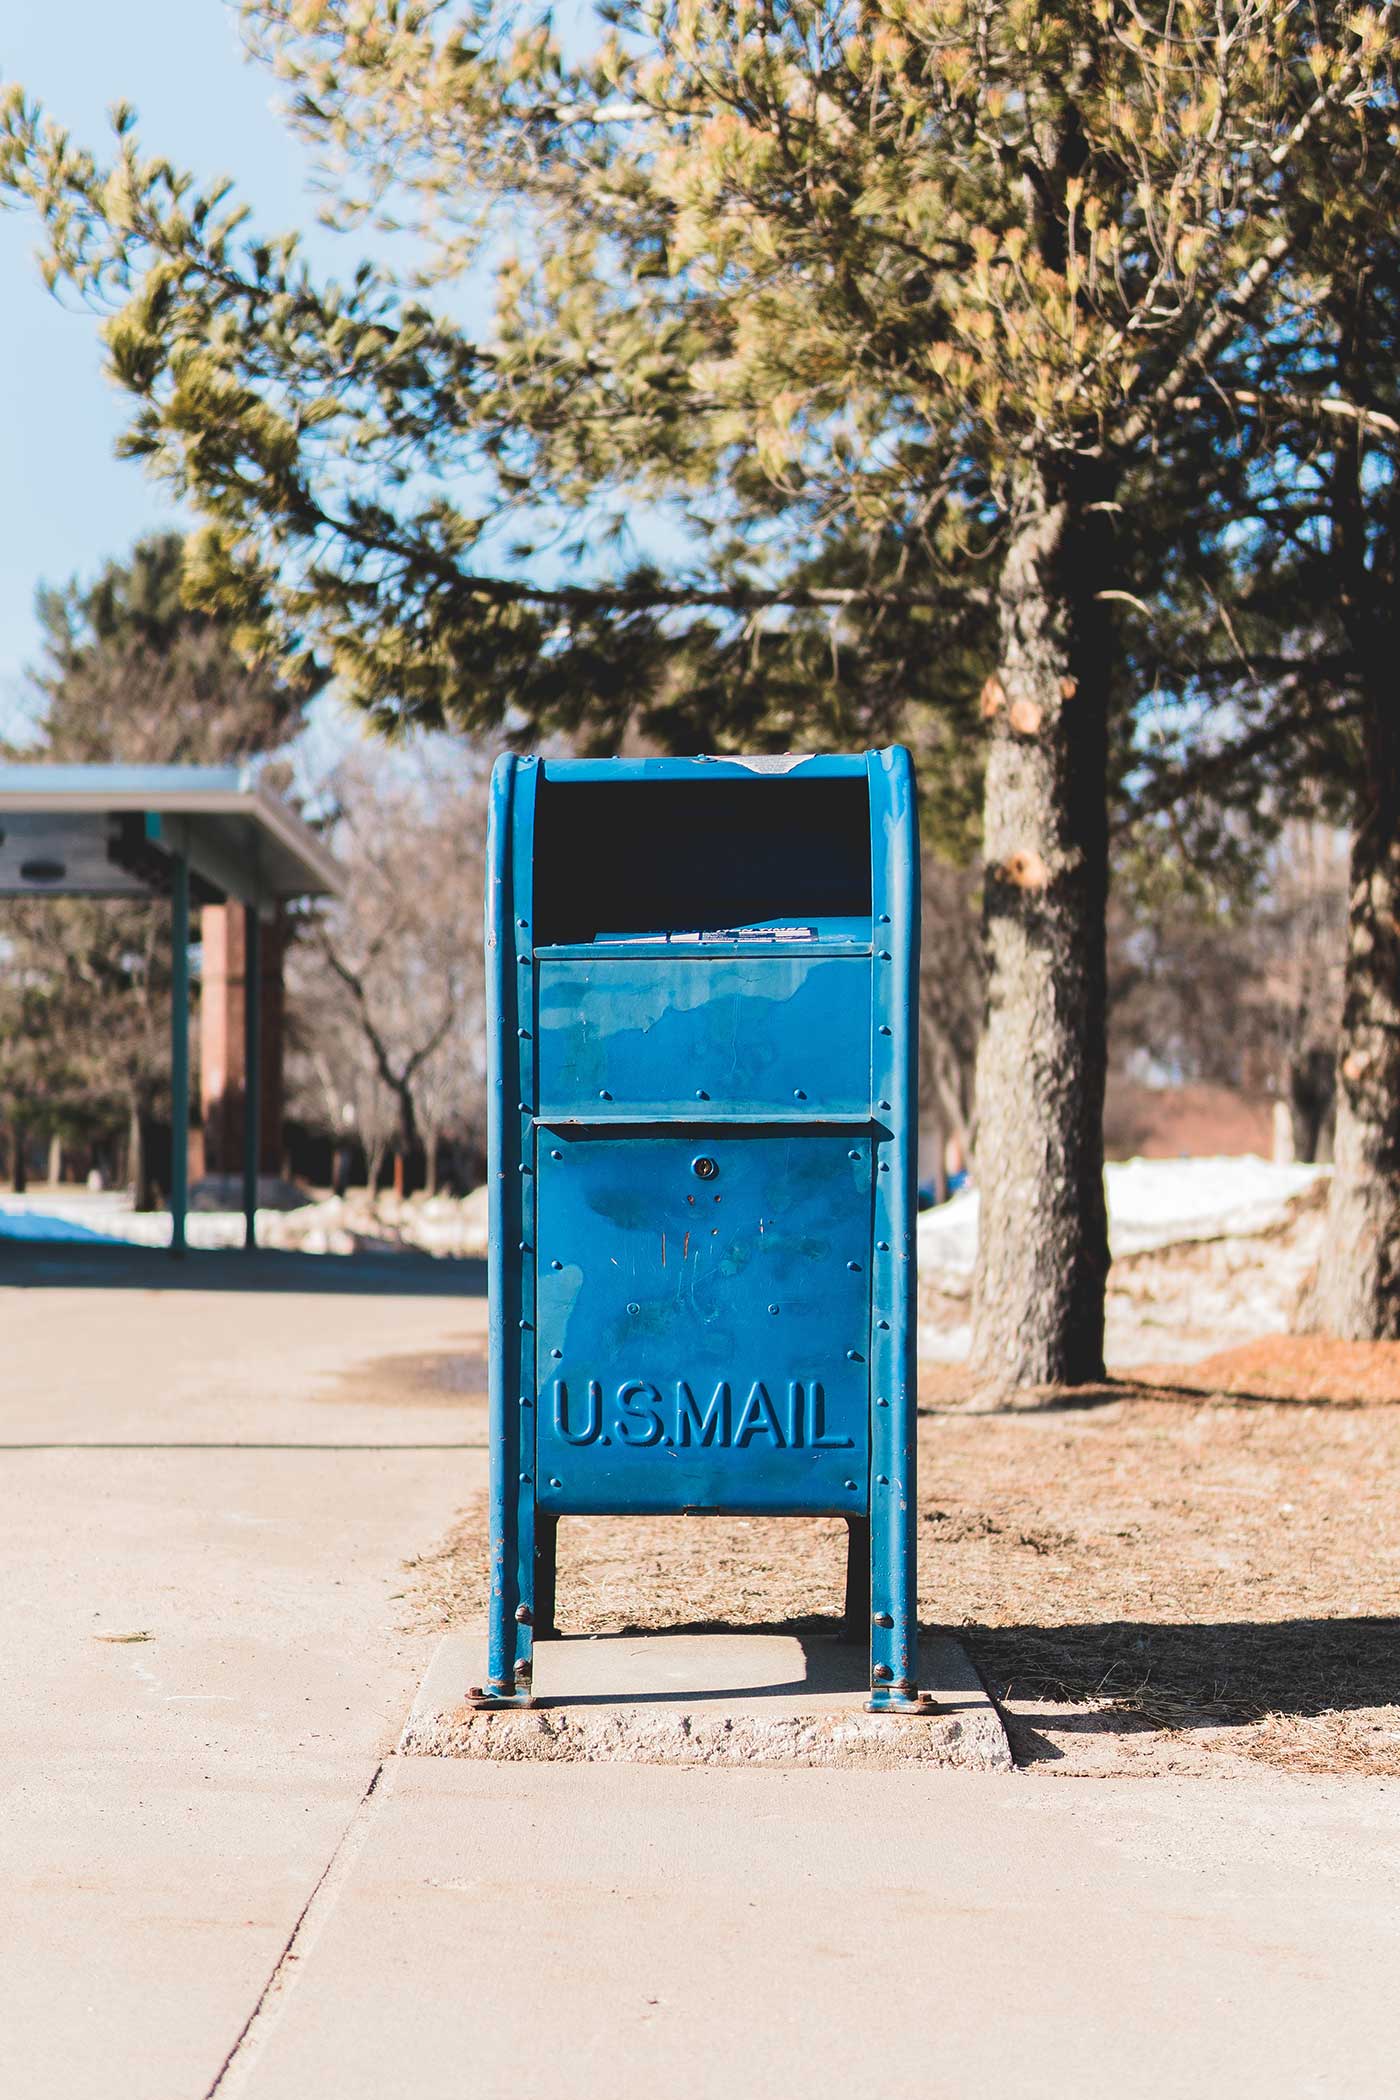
[407,1334,1400,1778]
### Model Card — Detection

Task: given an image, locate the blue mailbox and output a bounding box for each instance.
[476,748,931,1714]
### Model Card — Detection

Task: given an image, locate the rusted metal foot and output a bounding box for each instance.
[467,1659,535,1710]
[865,1679,938,1716]
[466,1682,536,1711]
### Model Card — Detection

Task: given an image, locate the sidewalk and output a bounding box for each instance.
[0,1244,488,2100]
[3,1244,1397,2100]
[228,1760,1400,2100]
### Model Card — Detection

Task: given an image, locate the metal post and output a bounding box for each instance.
[534,1511,560,1640]
[170,852,190,1258]
[243,903,261,1252]
[470,752,540,1709]
[842,1515,871,1641]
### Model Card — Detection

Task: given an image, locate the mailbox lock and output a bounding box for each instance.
[691,1156,719,1181]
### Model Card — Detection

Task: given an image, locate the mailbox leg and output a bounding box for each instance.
[842,1516,871,1641]
[534,1510,559,1639]
[866,744,935,1716]
[469,753,539,1710]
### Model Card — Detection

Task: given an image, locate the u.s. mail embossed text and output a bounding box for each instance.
[550,1377,855,1450]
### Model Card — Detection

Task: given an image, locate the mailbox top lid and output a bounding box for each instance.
[539,753,869,783]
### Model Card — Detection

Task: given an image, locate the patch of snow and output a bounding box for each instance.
[916,1156,1329,1278]
[1104,1155,1328,1255]
[0,1185,491,1258]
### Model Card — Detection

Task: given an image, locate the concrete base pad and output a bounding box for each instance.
[400,1631,1012,1769]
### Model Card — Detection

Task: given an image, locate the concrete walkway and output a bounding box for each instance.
[3,1244,1398,2100]
[0,1244,488,2100]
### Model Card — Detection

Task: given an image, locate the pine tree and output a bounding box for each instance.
[2,5,1392,1381]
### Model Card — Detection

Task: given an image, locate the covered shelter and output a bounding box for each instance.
[0,764,341,1253]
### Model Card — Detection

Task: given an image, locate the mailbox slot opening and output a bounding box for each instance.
[532,776,871,946]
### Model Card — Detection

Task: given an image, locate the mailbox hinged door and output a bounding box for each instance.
[534,1126,873,1515]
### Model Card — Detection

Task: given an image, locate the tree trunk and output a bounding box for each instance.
[47,1131,63,1187]
[366,1139,386,1199]
[1287,1047,1335,1166]
[11,1122,27,1196]
[1311,702,1400,1335]
[129,1102,158,1212]
[425,1130,440,1198]
[969,461,1112,1393]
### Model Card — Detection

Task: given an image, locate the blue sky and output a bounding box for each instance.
[0,5,322,715]
[1,1,689,764]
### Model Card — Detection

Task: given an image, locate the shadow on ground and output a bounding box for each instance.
[922,1379,1400,1415]
[0,1239,486,1297]
[587,1612,1400,1733]
[963,1615,1400,1729]
[527,1631,879,1708]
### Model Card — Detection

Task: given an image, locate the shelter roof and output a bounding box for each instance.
[0,763,340,906]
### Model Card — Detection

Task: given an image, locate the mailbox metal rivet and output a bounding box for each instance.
[848,1260,861,1271]
[768,1304,780,1315]
[879,1025,892,1037]
[517,916,528,927]
[877,1474,889,1485]
[847,1349,864,1362]
[518,1164,531,1175]
[519,1396,532,1409]
[518,954,530,965]
[879,1162,890,1173]
[695,1089,709,1100]
[518,1319,531,1331]
[517,1027,531,1039]
[515,1604,532,1624]
[519,1471,531,1483]
[878,1099,891,1111]
[550,1148,563,1159]
[872,1665,893,1682]
[877,1240,890,1251]
[518,1241,530,1253]
[692,1156,719,1181]
[878,1318,890,1330]
[878,950,892,961]
[550,1258,563,1270]
[549,1477,562,1488]
[627,1301,640,1315]
[550,1348,562,1359]
[873,1611,893,1628]
[844,1479,858,1491]
[599,1089,612,1100]
[848,1148,860,1160]
[876,1396,889,1407]
[878,913,891,924]
[793,1088,806,1100]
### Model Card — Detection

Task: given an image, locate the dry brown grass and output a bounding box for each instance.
[407,1335,1400,1776]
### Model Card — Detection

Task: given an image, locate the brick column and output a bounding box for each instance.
[200,904,285,1176]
